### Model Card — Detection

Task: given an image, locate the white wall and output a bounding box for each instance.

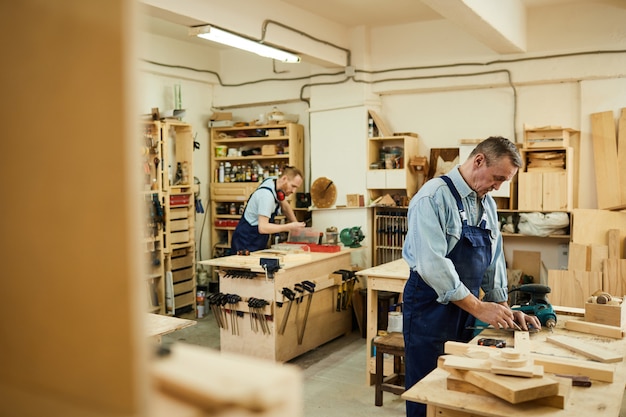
[139,2,626,268]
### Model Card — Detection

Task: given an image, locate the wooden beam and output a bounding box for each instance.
[564,318,624,339]
[618,108,626,204]
[590,111,621,209]
[546,335,623,363]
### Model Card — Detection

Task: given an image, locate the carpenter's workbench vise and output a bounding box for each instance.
[510,284,557,330]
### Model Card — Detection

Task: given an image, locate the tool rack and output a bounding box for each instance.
[199,249,356,362]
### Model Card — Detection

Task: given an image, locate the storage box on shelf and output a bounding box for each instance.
[209,123,305,256]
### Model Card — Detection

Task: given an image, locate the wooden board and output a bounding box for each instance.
[548,269,603,308]
[564,318,624,339]
[568,243,589,271]
[455,369,558,404]
[590,111,621,209]
[589,244,609,272]
[367,110,392,136]
[546,334,623,363]
[513,251,541,282]
[572,209,626,248]
[517,172,543,210]
[618,108,626,205]
[444,340,616,382]
[603,258,622,296]
[442,355,541,378]
[446,374,569,409]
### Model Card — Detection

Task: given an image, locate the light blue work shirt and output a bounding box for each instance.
[242,177,281,226]
[402,165,508,305]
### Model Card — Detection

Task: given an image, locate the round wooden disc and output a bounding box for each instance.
[310,177,337,208]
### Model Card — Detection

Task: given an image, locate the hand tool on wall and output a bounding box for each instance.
[226,293,242,335]
[510,284,557,331]
[278,288,296,335]
[297,280,316,345]
[336,279,343,312]
[248,297,271,335]
[208,293,227,329]
[293,282,305,330]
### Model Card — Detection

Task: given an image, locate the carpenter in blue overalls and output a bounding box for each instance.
[231,166,306,254]
[401,138,540,417]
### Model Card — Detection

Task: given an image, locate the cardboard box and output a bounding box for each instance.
[262,144,276,155]
[346,194,364,207]
[585,301,624,327]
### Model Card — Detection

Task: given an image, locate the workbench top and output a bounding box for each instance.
[355,258,409,279]
[146,313,196,338]
[198,248,352,272]
[402,314,626,416]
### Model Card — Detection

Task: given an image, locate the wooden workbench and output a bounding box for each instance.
[146,313,196,343]
[355,258,410,384]
[402,314,626,416]
[198,249,354,362]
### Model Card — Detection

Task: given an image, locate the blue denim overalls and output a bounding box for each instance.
[403,175,492,417]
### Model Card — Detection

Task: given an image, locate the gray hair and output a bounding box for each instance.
[469,136,521,168]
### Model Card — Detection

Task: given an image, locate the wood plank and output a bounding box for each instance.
[514,331,531,353]
[589,244,609,272]
[603,258,621,297]
[618,108,626,205]
[622,259,626,298]
[368,110,392,136]
[442,355,541,378]
[607,229,621,259]
[445,341,616,382]
[547,269,565,306]
[518,172,543,210]
[572,209,626,250]
[512,251,541,282]
[542,170,568,211]
[446,374,568,409]
[568,243,589,271]
[461,370,559,404]
[590,111,621,209]
[546,334,623,363]
[564,318,624,339]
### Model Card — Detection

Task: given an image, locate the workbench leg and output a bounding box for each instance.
[375,347,384,406]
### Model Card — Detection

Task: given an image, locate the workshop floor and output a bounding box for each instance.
[163,314,626,417]
[162,314,405,417]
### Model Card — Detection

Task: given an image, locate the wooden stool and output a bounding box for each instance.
[373,331,405,406]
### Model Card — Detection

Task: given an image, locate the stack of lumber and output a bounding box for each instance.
[590,108,626,210]
[526,151,566,172]
[547,209,626,309]
[442,331,621,411]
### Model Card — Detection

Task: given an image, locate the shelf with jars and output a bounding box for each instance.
[209,123,305,257]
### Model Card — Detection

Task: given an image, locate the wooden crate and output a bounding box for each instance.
[585,302,624,327]
[524,126,579,149]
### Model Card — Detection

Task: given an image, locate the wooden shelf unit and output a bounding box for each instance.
[141,121,166,314]
[366,135,420,201]
[141,120,197,316]
[497,209,572,240]
[209,123,305,257]
[372,206,408,266]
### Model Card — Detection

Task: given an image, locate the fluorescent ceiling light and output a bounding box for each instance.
[190,25,301,63]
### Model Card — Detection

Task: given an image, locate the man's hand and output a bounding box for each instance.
[511,310,542,331]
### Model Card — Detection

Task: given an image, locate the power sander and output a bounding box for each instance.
[510,284,557,330]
